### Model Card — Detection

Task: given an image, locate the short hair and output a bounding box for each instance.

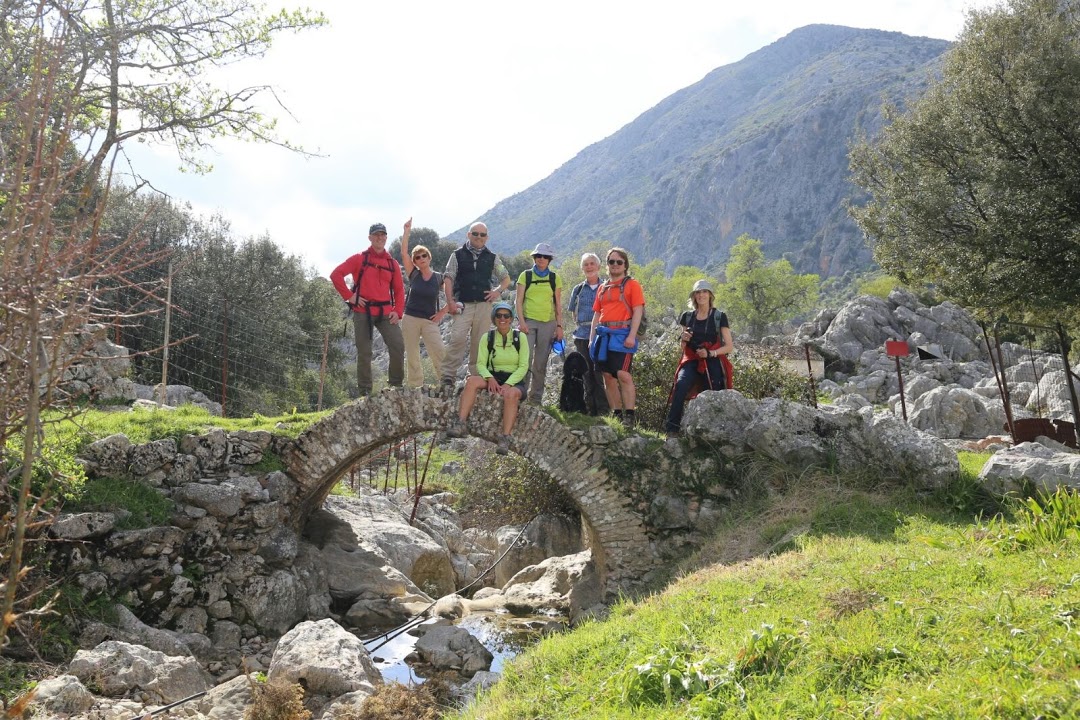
[607,247,630,273]
[411,244,431,258]
[580,252,601,269]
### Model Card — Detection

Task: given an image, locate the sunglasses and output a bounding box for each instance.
[607,258,625,266]
[494,312,512,319]
[470,231,488,238]
[413,253,429,259]
[533,255,552,261]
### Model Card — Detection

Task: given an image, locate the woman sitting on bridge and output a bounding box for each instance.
[445,302,530,455]
[664,279,733,436]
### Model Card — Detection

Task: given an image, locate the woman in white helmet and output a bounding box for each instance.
[445,302,530,454]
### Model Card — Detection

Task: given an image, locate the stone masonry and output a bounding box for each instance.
[282,387,655,596]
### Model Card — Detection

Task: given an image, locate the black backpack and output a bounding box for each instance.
[559,351,590,414]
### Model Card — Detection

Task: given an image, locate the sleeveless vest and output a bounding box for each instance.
[454,245,496,303]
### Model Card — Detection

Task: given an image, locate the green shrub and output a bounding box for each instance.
[631,335,682,432]
[457,453,578,530]
[731,352,812,403]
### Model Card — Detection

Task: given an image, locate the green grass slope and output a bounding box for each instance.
[455,473,1080,719]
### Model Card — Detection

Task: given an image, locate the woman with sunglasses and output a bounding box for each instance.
[445,302,529,455]
[400,217,447,387]
[589,247,645,428]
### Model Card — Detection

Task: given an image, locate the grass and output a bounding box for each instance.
[41,404,329,455]
[453,477,1080,719]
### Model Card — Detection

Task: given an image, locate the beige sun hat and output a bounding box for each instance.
[689,279,714,299]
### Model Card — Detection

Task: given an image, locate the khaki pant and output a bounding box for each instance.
[523,318,556,404]
[441,301,492,381]
[401,314,445,387]
[353,311,404,394]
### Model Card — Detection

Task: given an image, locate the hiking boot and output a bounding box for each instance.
[440,378,455,396]
[445,418,466,438]
[624,410,637,429]
[495,434,511,455]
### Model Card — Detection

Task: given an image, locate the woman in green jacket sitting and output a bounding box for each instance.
[445,302,530,454]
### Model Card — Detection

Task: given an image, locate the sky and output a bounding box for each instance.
[123,0,994,277]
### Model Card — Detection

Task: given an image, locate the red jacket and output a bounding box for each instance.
[330,250,404,318]
[674,339,734,400]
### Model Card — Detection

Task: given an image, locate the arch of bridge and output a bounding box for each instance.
[281,387,654,593]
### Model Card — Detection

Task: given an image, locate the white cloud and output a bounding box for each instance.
[122,0,995,276]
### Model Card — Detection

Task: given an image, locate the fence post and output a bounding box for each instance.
[1056,323,1080,447]
[317,330,329,411]
[885,340,909,421]
[220,299,229,417]
[992,327,1016,443]
[159,260,173,408]
[803,344,818,409]
[981,321,1015,443]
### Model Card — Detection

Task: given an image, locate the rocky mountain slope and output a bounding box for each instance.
[462,24,949,277]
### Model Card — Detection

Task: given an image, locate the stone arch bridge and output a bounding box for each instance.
[282,387,655,595]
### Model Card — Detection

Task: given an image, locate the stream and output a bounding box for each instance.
[364,609,566,685]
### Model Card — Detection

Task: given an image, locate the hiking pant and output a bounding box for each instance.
[664,358,726,432]
[523,317,556,404]
[441,301,492,381]
[353,311,405,395]
[574,337,610,416]
[401,314,445,387]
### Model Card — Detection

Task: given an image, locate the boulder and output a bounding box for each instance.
[68,641,210,703]
[909,386,995,439]
[493,515,584,587]
[234,569,310,636]
[413,626,493,678]
[502,550,602,623]
[267,618,380,698]
[323,494,456,597]
[28,675,94,716]
[979,443,1080,495]
[49,512,117,540]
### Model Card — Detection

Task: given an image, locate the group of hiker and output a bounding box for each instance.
[329,219,734,450]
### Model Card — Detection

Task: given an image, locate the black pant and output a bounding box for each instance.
[665,358,726,432]
[574,337,609,416]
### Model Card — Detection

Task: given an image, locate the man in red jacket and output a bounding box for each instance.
[330,222,406,396]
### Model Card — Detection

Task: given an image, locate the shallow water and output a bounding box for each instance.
[364,610,565,684]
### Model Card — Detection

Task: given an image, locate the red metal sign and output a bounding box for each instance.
[885,340,910,357]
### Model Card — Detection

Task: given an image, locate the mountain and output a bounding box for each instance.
[457,25,949,277]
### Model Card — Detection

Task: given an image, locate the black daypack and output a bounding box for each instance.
[559,351,590,414]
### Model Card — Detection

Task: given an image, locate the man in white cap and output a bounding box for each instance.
[514,242,563,405]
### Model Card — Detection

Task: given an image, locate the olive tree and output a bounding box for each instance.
[716,235,820,339]
[849,0,1080,316]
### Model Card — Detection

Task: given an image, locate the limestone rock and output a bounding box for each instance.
[50,512,117,540]
[68,641,210,703]
[267,618,380,698]
[323,494,455,597]
[28,675,94,716]
[979,443,1080,495]
[413,626,493,678]
[502,550,602,623]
